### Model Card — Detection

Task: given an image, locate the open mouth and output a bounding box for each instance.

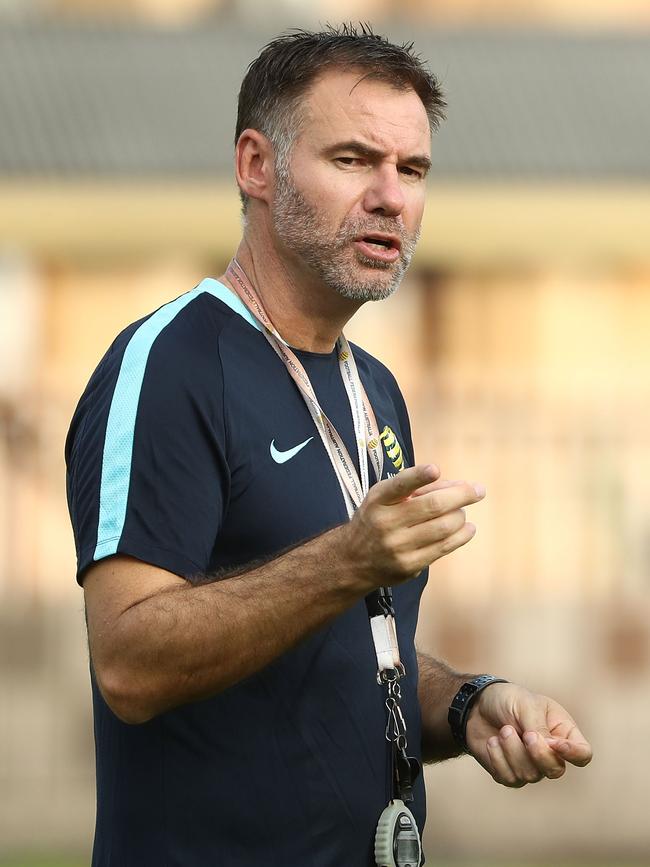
[354,234,402,263]
[359,234,401,252]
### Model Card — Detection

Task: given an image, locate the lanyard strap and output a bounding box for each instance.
[227,260,382,514]
[226,259,402,677]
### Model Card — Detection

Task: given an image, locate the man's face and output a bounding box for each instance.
[270,69,431,302]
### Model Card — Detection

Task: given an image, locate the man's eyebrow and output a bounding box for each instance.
[324,140,432,174]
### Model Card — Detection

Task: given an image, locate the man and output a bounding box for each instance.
[65,25,592,867]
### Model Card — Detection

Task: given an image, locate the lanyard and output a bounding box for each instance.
[227,260,382,517]
[225,259,418,802]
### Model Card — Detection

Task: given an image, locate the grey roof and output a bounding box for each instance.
[1,22,649,180]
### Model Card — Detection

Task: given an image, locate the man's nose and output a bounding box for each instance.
[362,166,406,216]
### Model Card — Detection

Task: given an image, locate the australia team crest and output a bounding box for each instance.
[380,425,405,473]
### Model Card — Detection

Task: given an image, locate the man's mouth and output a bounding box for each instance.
[354,234,402,263]
[360,233,401,251]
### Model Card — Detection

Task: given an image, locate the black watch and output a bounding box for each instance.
[447,675,508,752]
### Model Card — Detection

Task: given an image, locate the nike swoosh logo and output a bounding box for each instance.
[270,437,314,464]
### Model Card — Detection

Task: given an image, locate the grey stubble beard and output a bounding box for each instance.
[271,164,420,303]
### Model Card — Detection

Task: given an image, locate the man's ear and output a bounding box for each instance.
[235,129,275,204]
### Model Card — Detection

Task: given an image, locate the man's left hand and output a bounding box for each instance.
[465,682,593,787]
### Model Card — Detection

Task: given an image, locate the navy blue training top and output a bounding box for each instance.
[65,278,429,867]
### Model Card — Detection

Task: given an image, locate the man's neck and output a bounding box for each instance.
[219,236,361,354]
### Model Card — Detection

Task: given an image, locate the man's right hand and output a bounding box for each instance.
[342,464,485,591]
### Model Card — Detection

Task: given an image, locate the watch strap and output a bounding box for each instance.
[447,675,509,752]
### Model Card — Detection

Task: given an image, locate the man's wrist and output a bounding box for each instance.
[447,675,509,753]
[331,521,378,598]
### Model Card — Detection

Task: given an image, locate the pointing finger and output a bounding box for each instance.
[372,464,439,505]
[411,479,466,498]
[401,482,485,529]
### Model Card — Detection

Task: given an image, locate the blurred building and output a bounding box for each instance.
[5,0,650,27]
[1,11,649,863]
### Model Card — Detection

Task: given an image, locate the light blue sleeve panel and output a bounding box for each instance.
[93,288,204,561]
[93,279,262,565]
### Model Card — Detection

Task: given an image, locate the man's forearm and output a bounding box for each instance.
[94,526,365,724]
[88,466,483,725]
[417,651,476,762]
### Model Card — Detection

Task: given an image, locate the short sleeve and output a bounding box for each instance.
[65,294,229,584]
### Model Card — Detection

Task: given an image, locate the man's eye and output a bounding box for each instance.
[400,166,423,179]
[335,157,361,167]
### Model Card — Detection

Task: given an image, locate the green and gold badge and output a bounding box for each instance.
[380,425,404,472]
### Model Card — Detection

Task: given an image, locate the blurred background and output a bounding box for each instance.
[1,0,649,864]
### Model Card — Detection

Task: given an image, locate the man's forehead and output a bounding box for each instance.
[300,68,431,150]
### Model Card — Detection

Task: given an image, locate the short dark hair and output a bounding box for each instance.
[235,23,446,207]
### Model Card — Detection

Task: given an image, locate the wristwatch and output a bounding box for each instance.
[447,675,508,752]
